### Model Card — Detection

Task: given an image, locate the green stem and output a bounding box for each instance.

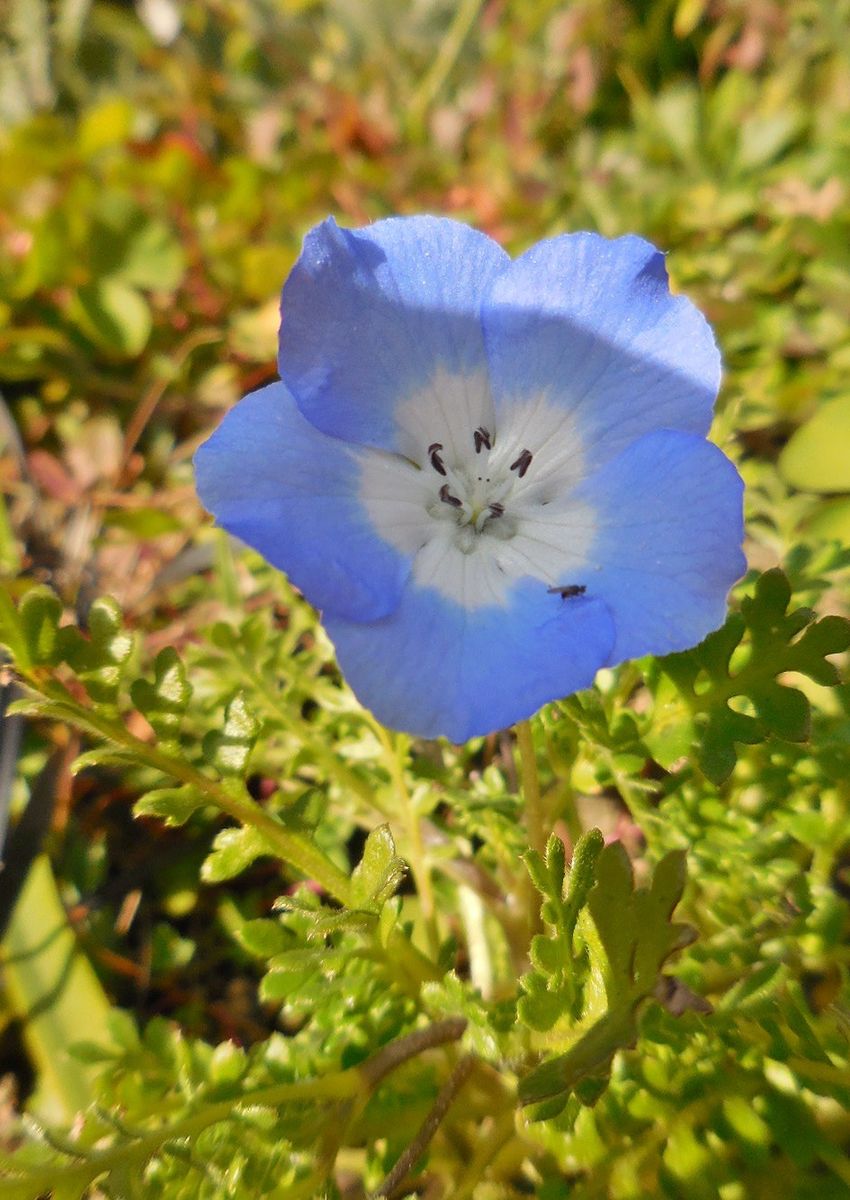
[234,655,380,812]
[516,720,546,858]
[376,726,440,958]
[27,675,354,906]
[8,1020,468,1193]
[408,0,485,122]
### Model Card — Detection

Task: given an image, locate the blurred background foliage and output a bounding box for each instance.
[1,0,850,1197]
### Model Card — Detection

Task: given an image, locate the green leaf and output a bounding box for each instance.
[134,784,205,827]
[0,857,116,1123]
[114,219,186,291]
[350,824,406,912]
[203,692,259,775]
[657,569,850,783]
[779,396,850,492]
[69,280,152,357]
[805,496,850,544]
[201,826,267,882]
[18,586,62,665]
[520,848,691,1109]
[70,596,134,704]
[130,647,192,738]
[232,918,291,959]
[563,828,605,943]
[0,585,29,667]
[751,683,810,742]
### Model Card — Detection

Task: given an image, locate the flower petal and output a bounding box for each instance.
[324,580,615,742]
[482,232,720,474]
[570,429,746,661]
[278,216,509,457]
[194,382,411,621]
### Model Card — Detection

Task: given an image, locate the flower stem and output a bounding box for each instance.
[376,726,440,958]
[516,720,546,858]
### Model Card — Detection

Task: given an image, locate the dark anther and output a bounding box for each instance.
[428,442,447,476]
[510,448,533,478]
[439,483,463,508]
[488,502,505,518]
[474,426,491,453]
[547,584,586,599]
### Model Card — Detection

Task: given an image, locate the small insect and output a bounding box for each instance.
[547,584,586,599]
[428,442,447,475]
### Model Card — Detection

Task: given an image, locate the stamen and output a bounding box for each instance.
[547,584,586,599]
[510,448,533,478]
[488,502,505,518]
[439,483,463,509]
[474,426,491,453]
[428,442,447,476]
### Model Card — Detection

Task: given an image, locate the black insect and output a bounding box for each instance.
[547,584,586,599]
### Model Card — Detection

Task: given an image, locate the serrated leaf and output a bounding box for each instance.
[233,918,291,959]
[209,1040,248,1086]
[545,834,566,896]
[519,1006,638,1107]
[751,683,810,742]
[350,824,406,912]
[563,828,605,941]
[0,585,29,667]
[204,693,260,775]
[130,647,192,737]
[71,746,144,773]
[586,843,637,1004]
[530,934,567,976]
[523,848,550,899]
[520,849,691,1109]
[657,569,849,783]
[134,785,205,827]
[632,850,690,994]
[202,825,267,882]
[18,586,62,665]
[518,984,567,1033]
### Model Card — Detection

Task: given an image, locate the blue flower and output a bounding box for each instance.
[195,216,745,742]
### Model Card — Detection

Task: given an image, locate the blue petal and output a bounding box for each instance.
[194,383,411,621]
[482,233,720,472]
[278,216,509,452]
[324,580,614,742]
[571,429,746,661]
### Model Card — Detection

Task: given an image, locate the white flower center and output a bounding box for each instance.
[359,370,597,610]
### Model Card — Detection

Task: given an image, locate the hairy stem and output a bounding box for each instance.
[516,720,546,858]
[376,726,440,957]
[370,1055,475,1198]
[8,1020,470,1193]
[25,673,354,905]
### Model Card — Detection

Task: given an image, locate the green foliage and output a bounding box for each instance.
[649,569,850,783]
[519,841,692,1114]
[2,2,850,1196]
